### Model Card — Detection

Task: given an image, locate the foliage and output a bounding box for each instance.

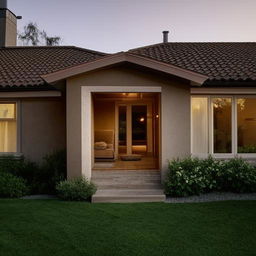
[216,158,256,193]
[0,172,28,198]
[56,177,97,201]
[164,157,256,197]
[19,22,61,46]
[238,145,256,153]
[0,150,66,195]
[38,150,67,194]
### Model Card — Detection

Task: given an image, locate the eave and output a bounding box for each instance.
[41,52,208,85]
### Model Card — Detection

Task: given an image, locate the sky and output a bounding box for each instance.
[8,0,256,53]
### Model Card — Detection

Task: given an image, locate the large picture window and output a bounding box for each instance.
[237,98,256,153]
[191,96,256,156]
[0,103,17,153]
[212,98,232,153]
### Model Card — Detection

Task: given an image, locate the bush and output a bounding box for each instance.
[0,172,28,198]
[0,150,66,195]
[164,157,256,197]
[56,177,97,201]
[164,157,218,197]
[36,150,67,194]
[216,158,256,193]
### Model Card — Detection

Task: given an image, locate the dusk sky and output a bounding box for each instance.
[8,0,256,53]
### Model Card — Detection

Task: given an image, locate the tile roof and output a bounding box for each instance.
[0,46,106,90]
[129,42,256,84]
[1,43,256,90]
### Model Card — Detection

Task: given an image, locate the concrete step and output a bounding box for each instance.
[91,170,165,203]
[95,189,164,196]
[92,177,161,184]
[95,184,163,190]
[92,190,166,203]
[92,171,160,178]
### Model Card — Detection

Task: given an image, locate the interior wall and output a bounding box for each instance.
[93,100,115,132]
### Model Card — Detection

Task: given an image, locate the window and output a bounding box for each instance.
[237,98,256,153]
[0,103,17,153]
[191,97,208,154]
[212,98,232,153]
[191,96,256,156]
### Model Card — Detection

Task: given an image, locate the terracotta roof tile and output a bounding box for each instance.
[1,43,256,89]
[0,46,106,89]
[130,42,256,84]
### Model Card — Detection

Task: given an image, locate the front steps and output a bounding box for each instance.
[91,170,166,203]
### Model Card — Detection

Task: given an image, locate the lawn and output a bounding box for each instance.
[0,200,255,256]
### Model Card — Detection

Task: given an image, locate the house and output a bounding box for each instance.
[1,3,256,202]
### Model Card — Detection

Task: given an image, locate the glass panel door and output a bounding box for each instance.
[118,105,127,154]
[132,105,147,155]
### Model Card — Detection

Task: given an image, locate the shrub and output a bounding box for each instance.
[0,172,28,198]
[216,158,256,193]
[37,150,67,194]
[0,150,66,195]
[164,157,256,197]
[164,157,219,197]
[56,177,97,201]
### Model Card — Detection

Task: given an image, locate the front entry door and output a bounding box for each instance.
[115,102,153,158]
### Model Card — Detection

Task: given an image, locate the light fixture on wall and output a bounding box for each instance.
[156,114,159,118]
[139,117,145,123]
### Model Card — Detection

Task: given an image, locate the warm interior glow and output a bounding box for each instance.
[0,103,17,152]
[0,104,15,119]
[213,98,232,153]
[139,117,145,122]
[191,97,208,154]
[237,98,256,153]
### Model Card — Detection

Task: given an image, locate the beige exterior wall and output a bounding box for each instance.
[20,97,66,162]
[66,65,191,180]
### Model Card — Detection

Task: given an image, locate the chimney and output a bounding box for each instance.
[162,31,169,43]
[0,0,21,47]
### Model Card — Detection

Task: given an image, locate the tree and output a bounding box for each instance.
[18,22,61,46]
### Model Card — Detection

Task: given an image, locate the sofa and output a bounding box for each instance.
[94,130,115,161]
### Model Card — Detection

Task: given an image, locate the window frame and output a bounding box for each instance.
[0,101,21,155]
[191,95,256,159]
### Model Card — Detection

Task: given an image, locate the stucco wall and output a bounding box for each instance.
[66,65,191,180]
[21,97,66,162]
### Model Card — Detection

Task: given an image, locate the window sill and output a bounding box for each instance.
[0,153,23,159]
[192,153,256,160]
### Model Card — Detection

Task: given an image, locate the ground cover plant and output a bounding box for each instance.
[0,200,255,256]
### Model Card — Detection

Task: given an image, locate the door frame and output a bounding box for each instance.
[81,86,161,179]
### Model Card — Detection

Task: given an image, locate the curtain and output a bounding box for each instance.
[0,121,17,152]
[191,98,208,154]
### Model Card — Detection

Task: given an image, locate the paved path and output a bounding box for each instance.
[166,192,256,203]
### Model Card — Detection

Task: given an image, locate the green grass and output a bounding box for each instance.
[0,200,255,256]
